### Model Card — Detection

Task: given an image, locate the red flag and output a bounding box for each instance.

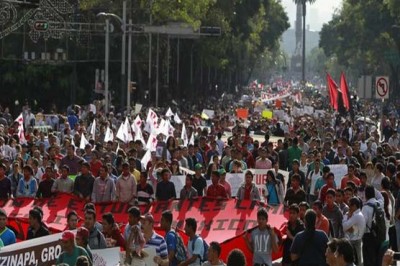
[340,72,351,111]
[326,73,339,111]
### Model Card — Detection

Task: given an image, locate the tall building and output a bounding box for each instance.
[291,3,303,72]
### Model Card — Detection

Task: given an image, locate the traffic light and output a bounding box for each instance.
[128,81,137,92]
[34,21,49,32]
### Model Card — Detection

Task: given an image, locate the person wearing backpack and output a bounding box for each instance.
[161,210,187,266]
[179,218,205,266]
[362,185,386,266]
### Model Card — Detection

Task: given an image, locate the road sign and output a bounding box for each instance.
[375,76,389,99]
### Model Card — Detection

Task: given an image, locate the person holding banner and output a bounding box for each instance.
[16,165,37,198]
[218,169,231,198]
[265,170,284,205]
[180,174,198,200]
[206,171,228,199]
[236,170,261,201]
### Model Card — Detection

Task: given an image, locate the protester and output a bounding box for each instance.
[180,174,199,199]
[101,212,125,248]
[281,204,304,266]
[236,170,261,201]
[116,162,137,205]
[193,163,207,196]
[56,230,90,266]
[51,165,74,194]
[91,165,115,202]
[66,210,79,231]
[74,162,95,201]
[36,165,55,198]
[322,188,344,238]
[226,249,246,266]
[75,227,93,263]
[201,241,225,266]
[26,208,49,240]
[180,217,205,266]
[290,209,329,266]
[206,170,228,199]
[265,169,284,205]
[243,207,278,266]
[284,174,306,206]
[0,164,11,199]
[84,209,107,249]
[0,209,16,246]
[156,168,176,201]
[136,171,154,205]
[16,165,37,198]
[141,213,169,266]
[334,238,356,266]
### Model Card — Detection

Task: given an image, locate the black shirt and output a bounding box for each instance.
[156,181,176,201]
[0,177,11,199]
[27,224,50,240]
[74,174,95,198]
[192,175,207,196]
[36,178,55,198]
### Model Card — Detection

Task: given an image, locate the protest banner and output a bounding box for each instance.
[0,232,119,266]
[236,108,249,119]
[261,109,273,119]
[329,164,348,188]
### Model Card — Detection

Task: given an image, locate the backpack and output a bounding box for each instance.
[366,202,387,245]
[170,231,188,262]
[191,235,209,262]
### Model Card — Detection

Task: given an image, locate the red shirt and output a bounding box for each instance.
[90,160,103,177]
[340,176,360,189]
[244,185,252,200]
[319,184,335,203]
[207,184,228,198]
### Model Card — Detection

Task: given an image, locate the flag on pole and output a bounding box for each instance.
[189,132,195,145]
[14,113,27,144]
[326,73,339,111]
[340,72,351,111]
[146,133,158,152]
[132,115,142,133]
[141,150,151,170]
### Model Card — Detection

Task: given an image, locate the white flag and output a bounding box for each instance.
[181,123,188,146]
[174,113,182,124]
[90,119,96,140]
[14,113,27,144]
[157,119,168,136]
[116,122,126,143]
[104,126,114,142]
[79,133,89,149]
[165,107,174,117]
[141,149,151,170]
[134,125,145,146]
[124,117,133,143]
[167,120,175,137]
[189,132,195,145]
[132,115,142,133]
[146,133,158,152]
[146,108,158,131]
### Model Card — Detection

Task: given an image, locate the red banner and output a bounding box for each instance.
[0,194,288,264]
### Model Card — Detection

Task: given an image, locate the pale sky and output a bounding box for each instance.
[281,0,343,31]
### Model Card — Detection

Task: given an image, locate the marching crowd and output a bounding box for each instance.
[0,92,398,266]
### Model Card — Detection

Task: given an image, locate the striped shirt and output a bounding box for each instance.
[145,232,168,258]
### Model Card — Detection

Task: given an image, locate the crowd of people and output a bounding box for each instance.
[0,89,398,266]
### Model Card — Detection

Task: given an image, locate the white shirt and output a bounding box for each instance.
[362,198,379,233]
[342,209,366,241]
[307,170,322,196]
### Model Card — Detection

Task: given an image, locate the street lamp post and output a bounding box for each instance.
[97,12,124,113]
[105,18,110,113]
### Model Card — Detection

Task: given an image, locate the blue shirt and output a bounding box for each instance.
[166,230,178,266]
[267,183,279,205]
[188,236,204,265]
[0,227,15,246]
[145,232,168,258]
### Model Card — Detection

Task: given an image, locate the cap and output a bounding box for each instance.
[76,227,89,240]
[195,163,202,170]
[60,230,75,241]
[140,213,154,223]
[219,169,226,175]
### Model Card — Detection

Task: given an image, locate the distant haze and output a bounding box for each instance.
[281,0,343,31]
